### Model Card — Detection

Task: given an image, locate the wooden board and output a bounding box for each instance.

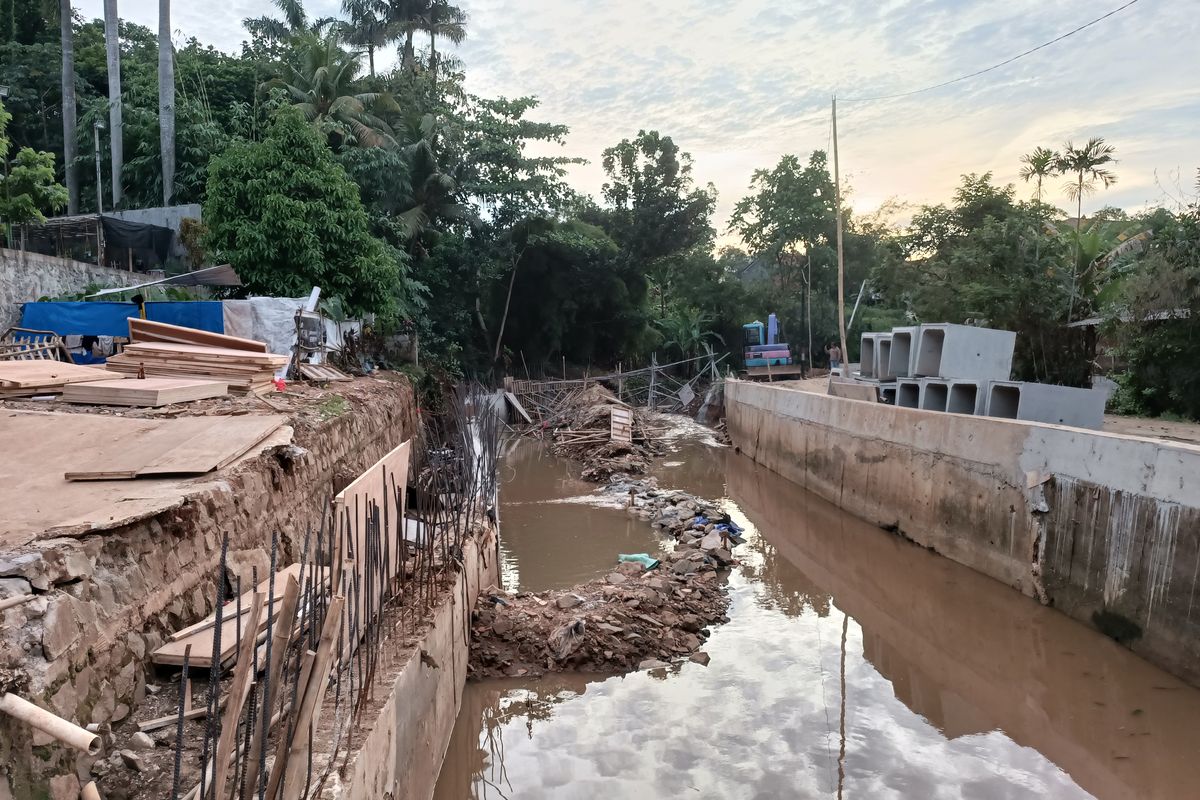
[65,414,286,480]
[610,407,633,443]
[61,378,229,407]
[298,363,352,382]
[129,318,268,353]
[504,391,533,424]
[122,342,287,367]
[0,362,114,396]
[151,566,301,668]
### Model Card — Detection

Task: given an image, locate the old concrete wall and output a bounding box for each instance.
[0,383,418,796]
[324,525,499,800]
[725,379,1200,687]
[0,247,136,328]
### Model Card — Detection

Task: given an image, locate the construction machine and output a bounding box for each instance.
[742,313,806,381]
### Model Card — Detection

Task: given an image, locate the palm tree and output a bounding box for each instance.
[1018,146,1057,202]
[389,0,430,73]
[425,0,466,89]
[60,0,78,213]
[1056,138,1117,322]
[340,0,388,77]
[260,34,396,148]
[395,113,477,245]
[158,0,174,205]
[244,0,337,44]
[655,308,724,365]
[103,0,123,207]
[1057,138,1118,232]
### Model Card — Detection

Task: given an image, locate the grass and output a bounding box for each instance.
[318,395,349,420]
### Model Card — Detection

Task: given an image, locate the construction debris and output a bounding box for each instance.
[469,477,741,677]
[106,343,286,396]
[0,361,113,398]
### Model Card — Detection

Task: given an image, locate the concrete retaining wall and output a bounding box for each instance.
[322,526,499,800]
[0,247,136,328]
[725,379,1200,687]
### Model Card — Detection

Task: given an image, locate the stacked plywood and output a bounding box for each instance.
[105,320,287,395]
[0,361,114,398]
[61,377,229,407]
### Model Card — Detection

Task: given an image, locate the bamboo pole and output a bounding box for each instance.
[0,594,35,612]
[211,591,265,798]
[0,693,101,754]
[82,782,102,800]
[832,95,849,377]
[242,575,301,798]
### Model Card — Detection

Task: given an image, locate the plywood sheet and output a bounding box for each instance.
[504,391,532,424]
[610,407,633,443]
[0,362,113,395]
[65,415,286,480]
[129,318,268,353]
[61,378,229,407]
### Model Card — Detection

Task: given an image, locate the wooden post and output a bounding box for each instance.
[210,591,265,797]
[648,353,657,410]
[832,96,849,378]
[617,362,624,402]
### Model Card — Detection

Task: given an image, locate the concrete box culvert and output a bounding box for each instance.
[889,326,919,378]
[896,379,921,408]
[986,381,1107,429]
[947,381,984,415]
[860,334,877,379]
[914,323,1016,381]
[920,380,949,412]
[877,339,896,381]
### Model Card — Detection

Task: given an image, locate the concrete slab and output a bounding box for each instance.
[889,326,920,378]
[986,381,1108,429]
[914,324,1016,381]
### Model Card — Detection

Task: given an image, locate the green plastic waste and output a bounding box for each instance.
[618,553,661,570]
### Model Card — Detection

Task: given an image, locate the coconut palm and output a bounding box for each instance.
[1018,146,1057,202]
[244,0,337,44]
[394,113,477,248]
[339,0,388,77]
[425,0,467,88]
[158,0,174,205]
[1057,138,1118,232]
[60,0,78,213]
[103,0,122,206]
[261,34,396,148]
[655,307,724,364]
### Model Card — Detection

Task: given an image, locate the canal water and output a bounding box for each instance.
[434,434,1200,799]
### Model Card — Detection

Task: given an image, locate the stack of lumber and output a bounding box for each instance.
[105,319,287,395]
[0,361,113,398]
[61,377,229,407]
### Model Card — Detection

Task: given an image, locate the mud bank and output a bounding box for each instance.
[469,479,737,678]
[725,379,1200,688]
[0,378,417,794]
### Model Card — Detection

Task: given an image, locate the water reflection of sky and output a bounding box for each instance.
[438,498,1091,800]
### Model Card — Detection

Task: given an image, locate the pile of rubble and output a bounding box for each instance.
[531,384,661,481]
[470,477,745,678]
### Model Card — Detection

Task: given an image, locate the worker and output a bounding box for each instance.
[826,342,842,373]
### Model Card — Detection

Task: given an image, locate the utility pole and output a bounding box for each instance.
[831,96,849,377]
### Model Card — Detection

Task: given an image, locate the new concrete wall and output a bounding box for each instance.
[725,379,1200,687]
[0,248,135,328]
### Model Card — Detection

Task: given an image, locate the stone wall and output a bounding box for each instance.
[0,247,136,329]
[725,379,1200,688]
[0,382,418,797]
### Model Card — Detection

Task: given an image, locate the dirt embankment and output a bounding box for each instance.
[469,478,744,678]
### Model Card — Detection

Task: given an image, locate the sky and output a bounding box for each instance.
[77,0,1200,236]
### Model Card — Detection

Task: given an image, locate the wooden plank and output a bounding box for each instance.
[211,591,264,798]
[123,342,287,366]
[0,361,113,390]
[298,363,352,382]
[504,391,533,424]
[65,415,286,481]
[610,407,633,443]
[129,318,268,353]
[280,595,344,800]
[241,575,300,797]
[60,378,228,407]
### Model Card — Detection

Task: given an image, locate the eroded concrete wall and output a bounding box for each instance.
[0,384,417,795]
[725,379,1200,687]
[324,525,499,800]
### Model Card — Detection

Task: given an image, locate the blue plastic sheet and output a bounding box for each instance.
[19,301,225,337]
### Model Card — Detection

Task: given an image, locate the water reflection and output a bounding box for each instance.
[434,442,1200,799]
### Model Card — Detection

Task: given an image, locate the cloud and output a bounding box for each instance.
[73,0,1200,231]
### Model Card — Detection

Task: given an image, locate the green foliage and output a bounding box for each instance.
[203,110,402,315]
[0,100,68,225]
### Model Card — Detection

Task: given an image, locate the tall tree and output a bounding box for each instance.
[158,0,174,205]
[425,0,465,89]
[102,0,122,206]
[1018,146,1057,202]
[60,0,78,212]
[340,0,387,77]
[1056,137,1118,321]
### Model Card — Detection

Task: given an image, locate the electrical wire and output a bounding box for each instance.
[840,0,1142,103]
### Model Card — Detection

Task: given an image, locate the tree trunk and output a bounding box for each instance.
[492,249,524,363]
[60,0,79,214]
[367,44,375,78]
[430,33,437,92]
[158,0,174,206]
[103,0,123,208]
[403,29,414,72]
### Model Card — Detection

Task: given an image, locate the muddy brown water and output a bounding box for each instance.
[434,435,1200,799]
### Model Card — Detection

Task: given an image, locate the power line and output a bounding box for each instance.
[840,0,1142,103]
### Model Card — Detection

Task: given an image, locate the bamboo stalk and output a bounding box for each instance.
[242,575,300,799]
[82,781,102,800]
[280,592,344,798]
[211,591,265,798]
[0,693,100,754]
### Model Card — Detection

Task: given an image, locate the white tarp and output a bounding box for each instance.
[222,297,362,377]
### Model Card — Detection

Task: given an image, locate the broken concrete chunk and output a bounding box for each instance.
[690,651,711,666]
[118,750,145,771]
[128,731,155,750]
[638,658,670,671]
[555,594,583,610]
[225,549,270,593]
[48,773,81,800]
[41,598,82,661]
[605,572,628,586]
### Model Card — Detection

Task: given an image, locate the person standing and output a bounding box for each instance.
[826,342,842,373]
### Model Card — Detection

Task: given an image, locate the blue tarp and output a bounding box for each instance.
[19,301,225,337]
